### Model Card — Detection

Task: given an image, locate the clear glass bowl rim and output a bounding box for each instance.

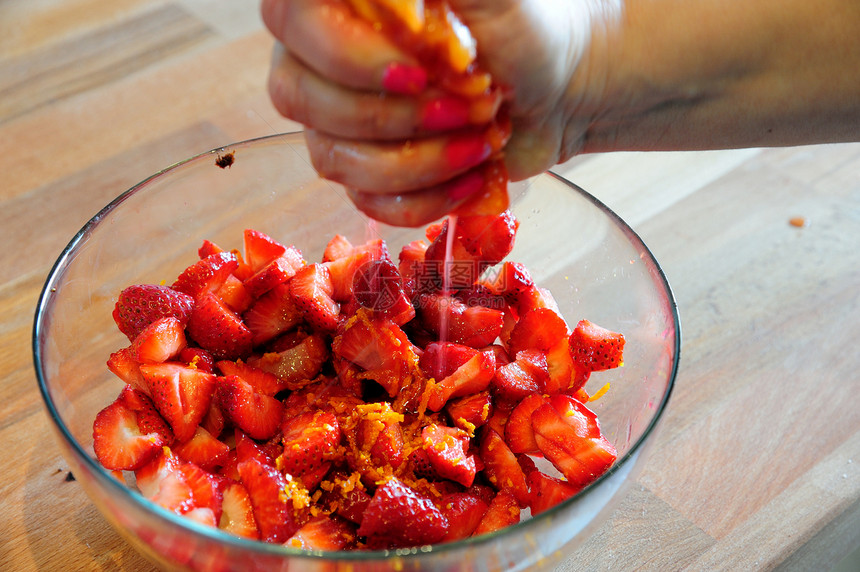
[32,132,681,563]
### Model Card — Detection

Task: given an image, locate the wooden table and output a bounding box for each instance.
[2,1,858,570]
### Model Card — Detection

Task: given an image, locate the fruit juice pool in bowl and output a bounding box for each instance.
[33,132,679,571]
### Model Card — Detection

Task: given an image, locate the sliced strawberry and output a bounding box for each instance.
[568,319,626,372]
[172,426,230,470]
[322,234,354,262]
[179,462,223,520]
[200,398,225,438]
[129,316,187,364]
[439,492,489,542]
[215,375,284,441]
[504,393,548,455]
[219,482,260,540]
[92,397,165,470]
[243,229,288,272]
[186,292,254,360]
[423,221,484,291]
[531,403,617,488]
[215,360,284,396]
[107,347,147,392]
[427,350,496,411]
[333,312,423,398]
[289,263,340,332]
[479,428,530,507]
[286,515,357,551]
[140,362,216,442]
[172,252,239,299]
[247,333,329,388]
[235,430,276,467]
[238,457,303,542]
[544,337,590,394]
[197,239,224,259]
[479,261,534,301]
[353,402,406,471]
[492,350,548,405]
[455,210,519,265]
[473,490,520,536]
[416,293,504,348]
[119,384,174,445]
[243,246,305,299]
[357,477,449,547]
[240,283,303,346]
[445,389,493,433]
[515,284,563,316]
[421,424,477,487]
[418,341,478,381]
[216,274,254,313]
[527,470,580,515]
[507,307,569,356]
[319,471,372,524]
[351,258,415,325]
[178,347,215,373]
[135,448,184,499]
[325,250,374,302]
[112,284,194,342]
[397,239,428,295]
[279,410,341,477]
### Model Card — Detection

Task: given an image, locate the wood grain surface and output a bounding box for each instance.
[1,1,858,571]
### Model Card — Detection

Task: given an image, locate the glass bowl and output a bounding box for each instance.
[33,132,679,571]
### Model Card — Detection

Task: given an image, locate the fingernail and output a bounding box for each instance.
[382,62,427,95]
[445,132,492,172]
[421,96,470,131]
[445,170,484,201]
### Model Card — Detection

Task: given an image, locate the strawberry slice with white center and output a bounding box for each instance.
[455,210,519,266]
[357,477,449,547]
[351,258,415,325]
[215,375,284,441]
[186,292,254,360]
[243,228,288,272]
[531,402,617,488]
[172,251,239,299]
[568,319,626,372]
[238,457,303,543]
[172,426,230,470]
[112,284,194,342]
[426,350,495,411]
[129,316,187,364]
[241,283,303,346]
[179,462,223,521]
[92,397,166,470]
[446,389,493,432]
[140,362,216,443]
[219,482,260,540]
[289,263,340,332]
[286,515,357,551]
[503,392,548,455]
[119,384,174,445]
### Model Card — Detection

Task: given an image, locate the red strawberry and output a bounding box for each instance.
[527,471,580,515]
[145,462,196,514]
[172,252,239,299]
[416,293,504,348]
[235,430,276,467]
[107,347,147,392]
[178,347,215,373]
[129,316,187,364]
[504,393,549,455]
[322,234,354,262]
[247,333,329,389]
[568,319,626,372]
[479,261,533,301]
[186,292,254,360]
[445,389,493,433]
[238,458,303,542]
[479,428,530,507]
[324,250,374,302]
[397,239,428,295]
[351,258,415,325]
[427,350,496,411]
[215,360,286,396]
[353,402,406,471]
[179,462,223,520]
[514,284,563,316]
[118,384,174,445]
[216,274,254,313]
[200,399,225,438]
[333,312,423,398]
[473,490,520,536]
[215,375,284,441]
[135,448,184,499]
[197,239,224,259]
[421,424,477,487]
[172,426,230,470]
[243,229,288,272]
[357,477,449,547]
[544,337,590,394]
[243,246,305,299]
[319,471,372,524]
[507,307,569,356]
[219,482,260,540]
[531,403,617,488]
[439,492,489,542]
[112,284,195,342]
[289,263,340,332]
[279,410,341,477]
[418,341,479,381]
[455,210,519,265]
[139,362,216,442]
[241,283,303,346]
[92,397,165,470]
[286,516,357,551]
[492,349,548,405]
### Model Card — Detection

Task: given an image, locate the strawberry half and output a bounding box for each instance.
[247,333,329,389]
[416,293,504,348]
[279,410,341,477]
[286,515,357,551]
[238,458,303,543]
[427,350,495,411]
[528,471,580,515]
[140,362,216,443]
[421,424,477,487]
[479,428,531,507]
[219,482,260,540]
[357,477,449,547]
[473,490,520,536]
[112,284,194,342]
[568,319,626,372]
[186,292,254,360]
[129,316,187,364]
[172,251,239,299]
[172,426,230,470]
[289,263,340,332]
[439,492,489,542]
[92,397,166,470]
[507,307,569,356]
[215,375,285,441]
[241,283,303,346]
